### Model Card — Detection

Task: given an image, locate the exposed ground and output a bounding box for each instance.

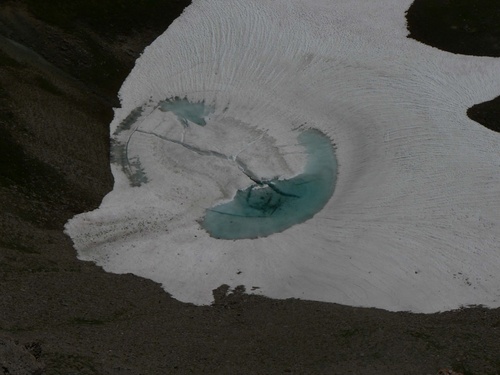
[0,1,499,374]
[406,0,500,57]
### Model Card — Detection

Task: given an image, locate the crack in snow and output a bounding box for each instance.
[134,128,271,185]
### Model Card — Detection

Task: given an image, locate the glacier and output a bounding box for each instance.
[65,0,500,313]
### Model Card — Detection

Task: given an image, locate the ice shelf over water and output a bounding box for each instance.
[65,0,500,313]
[202,129,337,239]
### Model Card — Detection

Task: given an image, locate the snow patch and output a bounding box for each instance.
[65,0,500,313]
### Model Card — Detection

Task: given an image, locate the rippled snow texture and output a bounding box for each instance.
[65,0,500,313]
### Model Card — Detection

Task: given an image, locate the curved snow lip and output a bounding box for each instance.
[110,97,216,187]
[65,0,500,313]
[110,95,338,240]
[201,129,338,240]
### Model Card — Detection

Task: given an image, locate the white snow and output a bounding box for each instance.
[65,0,500,313]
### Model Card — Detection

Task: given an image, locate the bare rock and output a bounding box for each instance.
[0,336,44,375]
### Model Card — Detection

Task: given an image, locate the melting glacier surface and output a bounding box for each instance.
[110,97,215,186]
[65,0,500,313]
[202,130,337,239]
[159,97,213,127]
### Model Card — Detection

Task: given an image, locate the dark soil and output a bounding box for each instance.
[1,1,499,374]
[406,0,500,57]
[467,96,500,134]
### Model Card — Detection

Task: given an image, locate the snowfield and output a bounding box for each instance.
[65,0,500,313]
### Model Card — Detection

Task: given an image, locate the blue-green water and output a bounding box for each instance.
[159,97,213,126]
[202,130,337,239]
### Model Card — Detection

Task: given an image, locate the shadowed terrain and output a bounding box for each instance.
[468,96,500,133]
[406,0,500,57]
